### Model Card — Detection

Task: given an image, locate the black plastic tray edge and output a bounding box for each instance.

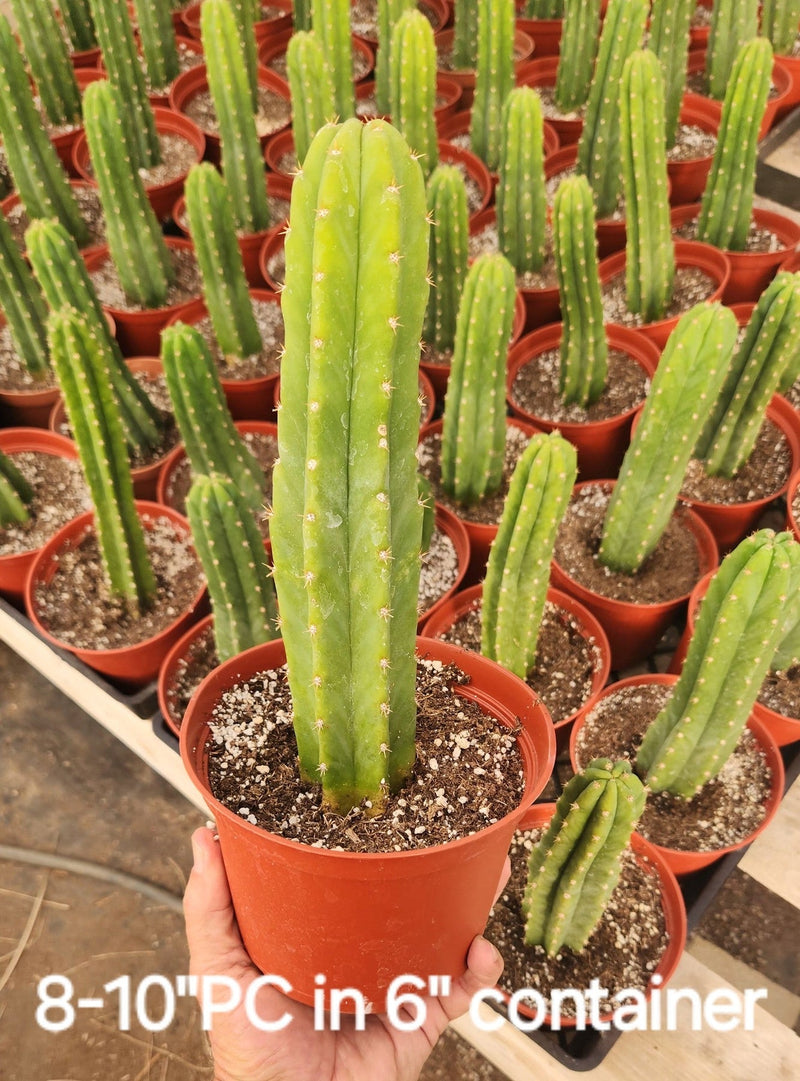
[756,104,800,212]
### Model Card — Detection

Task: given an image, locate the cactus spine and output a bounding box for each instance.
[286,31,336,164]
[648,0,695,147]
[132,0,180,91]
[312,0,353,120]
[553,175,607,408]
[481,432,577,678]
[523,759,646,955]
[696,38,774,252]
[60,0,98,53]
[706,0,759,100]
[554,0,603,113]
[271,119,429,814]
[761,0,800,55]
[452,0,479,69]
[375,0,415,116]
[186,474,278,662]
[620,50,675,323]
[637,530,800,797]
[0,213,51,380]
[599,303,737,574]
[390,10,439,175]
[0,449,33,527]
[469,0,516,173]
[11,0,82,127]
[423,164,469,354]
[496,86,546,276]
[440,253,517,504]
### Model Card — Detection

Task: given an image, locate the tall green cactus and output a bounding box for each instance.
[598,303,737,574]
[160,324,266,512]
[496,86,546,276]
[293,0,312,32]
[469,0,516,172]
[286,31,336,164]
[706,0,759,100]
[0,448,33,527]
[82,80,174,308]
[576,0,648,220]
[11,0,82,127]
[228,0,261,111]
[183,164,262,362]
[761,0,800,55]
[523,759,646,955]
[423,164,469,354]
[133,0,180,91]
[696,38,774,252]
[452,0,479,69]
[553,175,607,408]
[375,0,414,116]
[60,0,98,53]
[481,432,577,679]
[271,119,429,814]
[637,530,800,797]
[47,306,156,611]
[390,10,439,175]
[554,0,602,113]
[202,0,271,235]
[440,253,517,504]
[620,49,675,323]
[312,0,353,120]
[0,212,51,381]
[649,0,695,147]
[186,474,278,662]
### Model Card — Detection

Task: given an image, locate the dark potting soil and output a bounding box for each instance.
[190,299,284,380]
[793,487,800,529]
[0,324,58,393]
[420,341,454,369]
[758,665,800,720]
[666,121,717,163]
[182,85,291,140]
[673,213,786,254]
[3,184,106,252]
[573,682,772,852]
[80,132,199,188]
[468,220,558,290]
[0,451,90,557]
[206,658,526,852]
[680,416,793,504]
[166,620,219,729]
[89,245,203,312]
[601,264,718,328]
[553,482,701,604]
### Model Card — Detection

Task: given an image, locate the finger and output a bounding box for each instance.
[432,935,504,1024]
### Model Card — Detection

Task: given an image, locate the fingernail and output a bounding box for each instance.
[191,831,208,873]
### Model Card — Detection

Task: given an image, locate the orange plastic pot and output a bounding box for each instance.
[434,27,535,111]
[352,0,451,47]
[515,15,562,58]
[435,107,559,159]
[684,51,792,138]
[257,220,288,293]
[787,467,800,543]
[258,31,374,85]
[180,634,556,1009]
[0,313,65,428]
[158,612,215,737]
[688,0,712,51]
[438,140,493,222]
[667,95,721,206]
[417,505,471,629]
[517,57,583,147]
[780,247,800,274]
[182,0,293,43]
[773,50,800,122]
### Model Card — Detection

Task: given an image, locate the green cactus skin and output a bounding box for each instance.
[761,0,800,55]
[496,86,547,277]
[11,0,82,127]
[553,175,607,408]
[132,0,181,91]
[186,474,278,663]
[26,218,165,455]
[469,0,515,173]
[201,0,271,235]
[696,38,774,252]
[0,448,34,527]
[440,253,517,505]
[229,0,261,112]
[390,10,439,175]
[0,16,90,250]
[599,302,737,575]
[576,0,648,220]
[620,49,676,324]
[524,0,564,15]
[706,0,759,100]
[183,164,262,362]
[637,530,800,797]
[60,0,98,53]
[286,32,336,164]
[88,0,161,170]
[481,432,577,679]
[554,0,603,113]
[293,0,312,32]
[423,164,469,354]
[375,0,415,116]
[160,323,266,512]
[82,81,174,309]
[772,601,800,672]
[695,272,800,476]
[312,0,353,120]
[453,0,479,69]
[271,119,429,814]
[523,758,646,955]
[47,306,156,610]
[418,473,435,555]
[0,212,51,380]
[648,0,695,148]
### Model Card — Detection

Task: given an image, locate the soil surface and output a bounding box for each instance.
[0,451,90,556]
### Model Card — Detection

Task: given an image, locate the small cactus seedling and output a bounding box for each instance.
[375,0,415,116]
[637,530,800,797]
[11,0,82,127]
[286,31,336,165]
[496,86,547,277]
[312,0,353,120]
[0,211,52,381]
[648,0,695,147]
[60,0,98,53]
[554,0,603,113]
[0,448,34,527]
[523,758,646,955]
[132,0,181,91]
[469,0,516,172]
[761,0,800,55]
[423,164,469,354]
[390,10,439,175]
[452,0,479,69]
[705,0,759,100]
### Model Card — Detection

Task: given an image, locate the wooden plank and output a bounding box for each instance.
[740,775,800,908]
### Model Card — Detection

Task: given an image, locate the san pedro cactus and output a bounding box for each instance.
[469,0,516,172]
[423,164,469,354]
[648,0,695,147]
[576,0,648,220]
[60,0,98,53]
[0,448,33,527]
[523,759,646,955]
[705,0,759,100]
[48,306,156,611]
[553,175,607,408]
[481,432,577,678]
[761,0,800,55]
[186,474,278,662]
[440,253,518,504]
[132,0,180,91]
[183,164,262,362]
[620,49,675,323]
[696,38,774,252]
[293,0,312,32]
[599,303,737,574]
[11,0,82,127]
[772,601,800,673]
[0,212,51,380]
[82,80,174,309]
[0,16,90,250]
[375,0,414,116]
[286,32,336,164]
[390,10,439,175]
[452,0,479,69]
[554,0,603,113]
[312,0,353,120]
[496,87,547,276]
[160,323,266,512]
[201,0,271,234]
[524,0,564,16]
[637,530,800,797]
[228,0,261,111]
[270,119,429,814]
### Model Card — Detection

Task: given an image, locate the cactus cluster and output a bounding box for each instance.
[312,0,353,120]
[390,10,439,175]
[286,31,336,164]
[0,212,51,381]
[705,0,759,100]
[554,0,602,113]
[0,449,33,527]
[496,86,547,277]
[375,0,415,116]
[761,0,800,55]
[423,164,469,354]
[11,0,82,127]
[648,0,695,147]
[470,0,516,172]
[132,0,180,91]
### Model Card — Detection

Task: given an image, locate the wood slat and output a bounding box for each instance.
[740,775,800,908]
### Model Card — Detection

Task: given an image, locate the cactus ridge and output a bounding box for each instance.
[0,448,34,527]
[133,0,181,91]
[524,0,564,15]
[286,31,336,164]
[761,0,800,55]
[228,0,261,111]
[496,86,546,276]
[390,10,439,175]
[375,0,415,116]
[648,0,695,147]
[554,0,603,113]
[423,164,469,353]
[706,0,759,100]
[312,0,354,119]
[293,0,312,32]
[12,0,83,127]
[469,0,516,172]
[453,0,479,69]
[60,0,98,53]
[0,212,52,380]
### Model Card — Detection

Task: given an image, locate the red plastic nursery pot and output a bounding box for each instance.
[568,673,786,876]
[684,50,793,140]
[258,32,375,85]
[781,247,800,274]
[506,323,660,481]
[1,179,107,260]
[179,634,557,1010]
[517,57,583,148]
[514,14,562,58]
[257,219,287,293]
[667,96,722,207]
[434,27,535,112]
[0,315,66,429]
[182,0,293,43]
[788,467,800,544]
[351,0,452,47]
[437,140,493,222]
[417,505,471,628]
[773,49,800,122]
[158,612,214,737]
[435,108,559,172]
[351,74,464,128]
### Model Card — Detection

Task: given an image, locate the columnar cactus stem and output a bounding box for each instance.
[0,213,51,380]
[523,759,646,955]
[553,175,607,408]
[440,253,517,504]
[620,49,675,323]
[311,0,353,120]
[761,0,800,55]
[271,119,429,814]
[161,324,266,513]
[228,0,261,112]
[47,306,156,610]
[496,86,546,276]
[554,0,603,113]
[293,0,312,32]
[706,0,759,101]
[11,0,82,127]
[637,530,800,797]
[696,38,773,252]
[469,0,515,173]
[423,164,469,354]
[452,0,479,69]
[481,432,577,678]
[202,0,271,234]
[599,303,737,574]
[375,0,415,116]
[60,0,98,53]
[286,31,336,164]
[0,448,33,527]
[82,81,174,308]
[132,0,181,91]
[390,10,439,175]
[648,0,695,148]
[186,474,278,662]
[524,0,564,15]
